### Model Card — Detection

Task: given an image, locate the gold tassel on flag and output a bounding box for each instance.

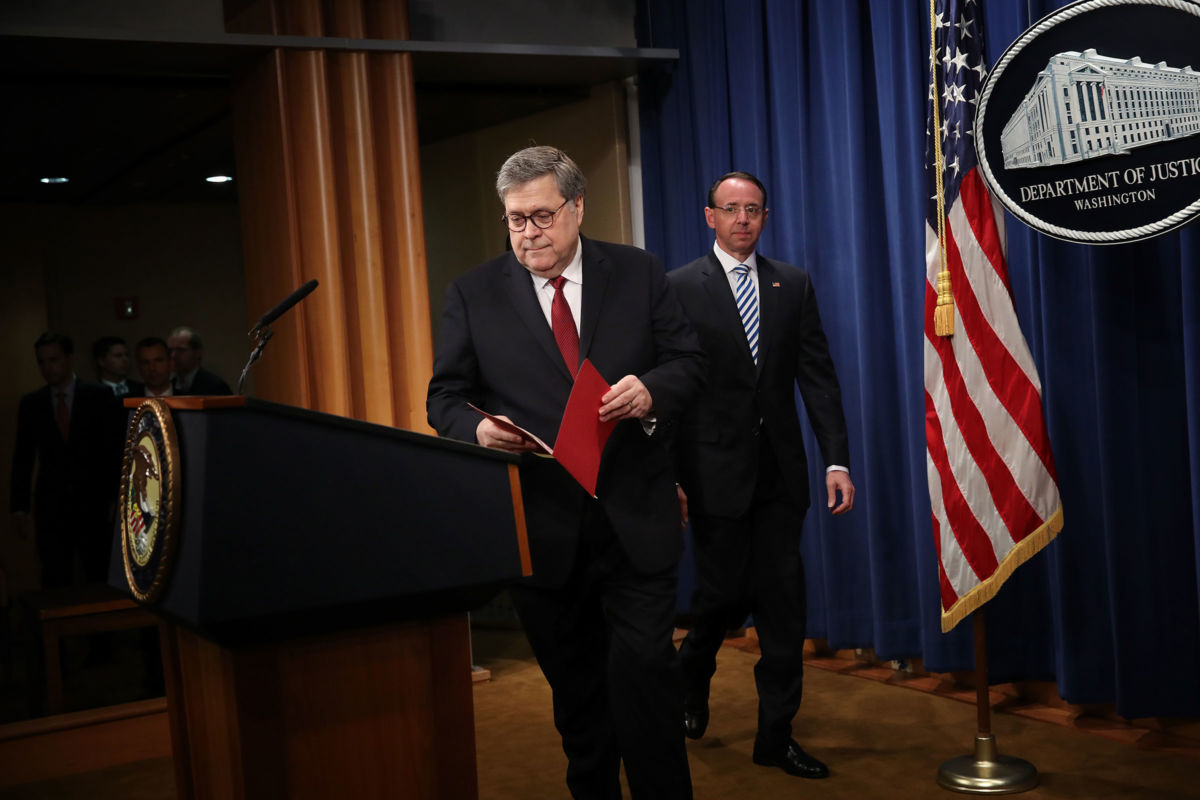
[929,0,954,338]
[935,268,955,336]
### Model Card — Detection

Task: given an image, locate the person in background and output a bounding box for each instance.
[93,336,143,397]
[669,171,855,780]
[167,326,232,395]
[135,337,174,398]
[10,333,123,587]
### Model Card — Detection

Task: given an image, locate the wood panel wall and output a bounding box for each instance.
[229,0,433,432]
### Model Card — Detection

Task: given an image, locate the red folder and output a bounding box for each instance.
[468,359,617,497]
[552,359,618,497]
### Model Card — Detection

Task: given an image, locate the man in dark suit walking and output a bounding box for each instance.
[428,146,706,799]
[10,333,124,587]
[669,172,855,780]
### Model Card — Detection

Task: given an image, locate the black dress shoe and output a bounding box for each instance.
[752,739,829,779]
[683,706,709,740]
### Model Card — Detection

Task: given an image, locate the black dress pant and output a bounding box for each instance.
[510,502,692,800]
[678,439,809,748]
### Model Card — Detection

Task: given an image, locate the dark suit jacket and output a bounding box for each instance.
[427,236,706,587]
[175,367,232,396]
[669,252,849,518]
[10,380,125,527]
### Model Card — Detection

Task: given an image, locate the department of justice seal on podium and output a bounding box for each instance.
[120,398,181,603]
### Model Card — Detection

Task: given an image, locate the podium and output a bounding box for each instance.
[109,397,529,800]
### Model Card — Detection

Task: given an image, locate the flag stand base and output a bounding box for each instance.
[937,614,1038,794]
[937,735,1038,794]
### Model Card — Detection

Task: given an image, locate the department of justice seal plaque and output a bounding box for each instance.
[975,0,1200,244]
[120,398,181,603]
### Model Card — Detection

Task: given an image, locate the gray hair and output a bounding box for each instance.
[496,146,587,203]
[169,326,203,349]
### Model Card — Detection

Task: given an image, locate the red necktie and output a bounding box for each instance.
[549,275,579,376]
[56,391,70,441]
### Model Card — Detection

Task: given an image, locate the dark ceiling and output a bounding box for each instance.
[0,29,673,206]
[2,73,237,205]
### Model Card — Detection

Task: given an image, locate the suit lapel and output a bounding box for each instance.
[33,386,59,442]
[755,257,780,377]
[500,252,575,382]
[578,237,610,365]
[701,252,757,372]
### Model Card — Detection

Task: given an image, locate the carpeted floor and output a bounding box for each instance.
[4,627,1198,799]
[470,628,1200,800]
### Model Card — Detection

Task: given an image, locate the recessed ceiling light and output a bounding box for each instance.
[40,177,69,184]
[205,175,233,183]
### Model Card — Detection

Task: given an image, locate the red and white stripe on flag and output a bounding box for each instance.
[128,504,145,537]
[924,168,1064,632]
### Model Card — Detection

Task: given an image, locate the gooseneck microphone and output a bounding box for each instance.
[248,278,319,336]
[238,279,320,395]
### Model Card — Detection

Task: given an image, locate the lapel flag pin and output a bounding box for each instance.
[772,282,781,287]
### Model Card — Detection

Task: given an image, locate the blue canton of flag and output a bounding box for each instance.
[925,0,988,220]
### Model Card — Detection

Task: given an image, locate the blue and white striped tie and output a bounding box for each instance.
[733,264,759,363]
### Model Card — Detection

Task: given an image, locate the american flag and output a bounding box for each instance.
[925,0,1064,632]
[128,502,145,538]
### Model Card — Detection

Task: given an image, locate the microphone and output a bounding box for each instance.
[248,279,319,335]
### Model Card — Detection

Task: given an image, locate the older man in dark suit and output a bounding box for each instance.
[428,146,705,799]
[11,333,123,587]
[167,326,232,395]
[669,172,855,780]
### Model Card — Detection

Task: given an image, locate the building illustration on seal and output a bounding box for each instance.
[1001,49,1200,169]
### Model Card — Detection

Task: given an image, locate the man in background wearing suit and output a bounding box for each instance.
[135,337,174,398]
[11,333,123,587]
[428,146,706,799]
[669,172,855,780]
[167,326,232,395]
[93,336,143,397]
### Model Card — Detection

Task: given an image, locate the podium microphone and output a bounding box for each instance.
[249,278,319,336]
[238,279,319,395]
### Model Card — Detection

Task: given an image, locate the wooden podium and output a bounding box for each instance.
[109,397,529,800]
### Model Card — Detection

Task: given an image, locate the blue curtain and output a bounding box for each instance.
[637,0,1200,718]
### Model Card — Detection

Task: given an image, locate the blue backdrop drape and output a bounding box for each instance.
[636,0,1200,718]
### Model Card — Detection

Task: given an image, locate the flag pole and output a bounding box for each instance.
[936,612,1038,794]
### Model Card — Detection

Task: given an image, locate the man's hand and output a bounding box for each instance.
[600,375,652,422]
[475,416,538,453]
[826,471,855,515]
[676,484,689,528]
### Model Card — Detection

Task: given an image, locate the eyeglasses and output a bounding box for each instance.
[712,204,764,219]
[503,199,570,232]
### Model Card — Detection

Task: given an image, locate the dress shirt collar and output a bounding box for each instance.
[102,378,129,396]
[51,375,77,405]
[175,367,200,392]
[530,236,584,291]
[713,240,759,275]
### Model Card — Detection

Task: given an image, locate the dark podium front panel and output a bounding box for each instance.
[110,398,528,643]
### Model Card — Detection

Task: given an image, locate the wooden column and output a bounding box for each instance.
[229,0,434,431]
[167,617,475,800]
